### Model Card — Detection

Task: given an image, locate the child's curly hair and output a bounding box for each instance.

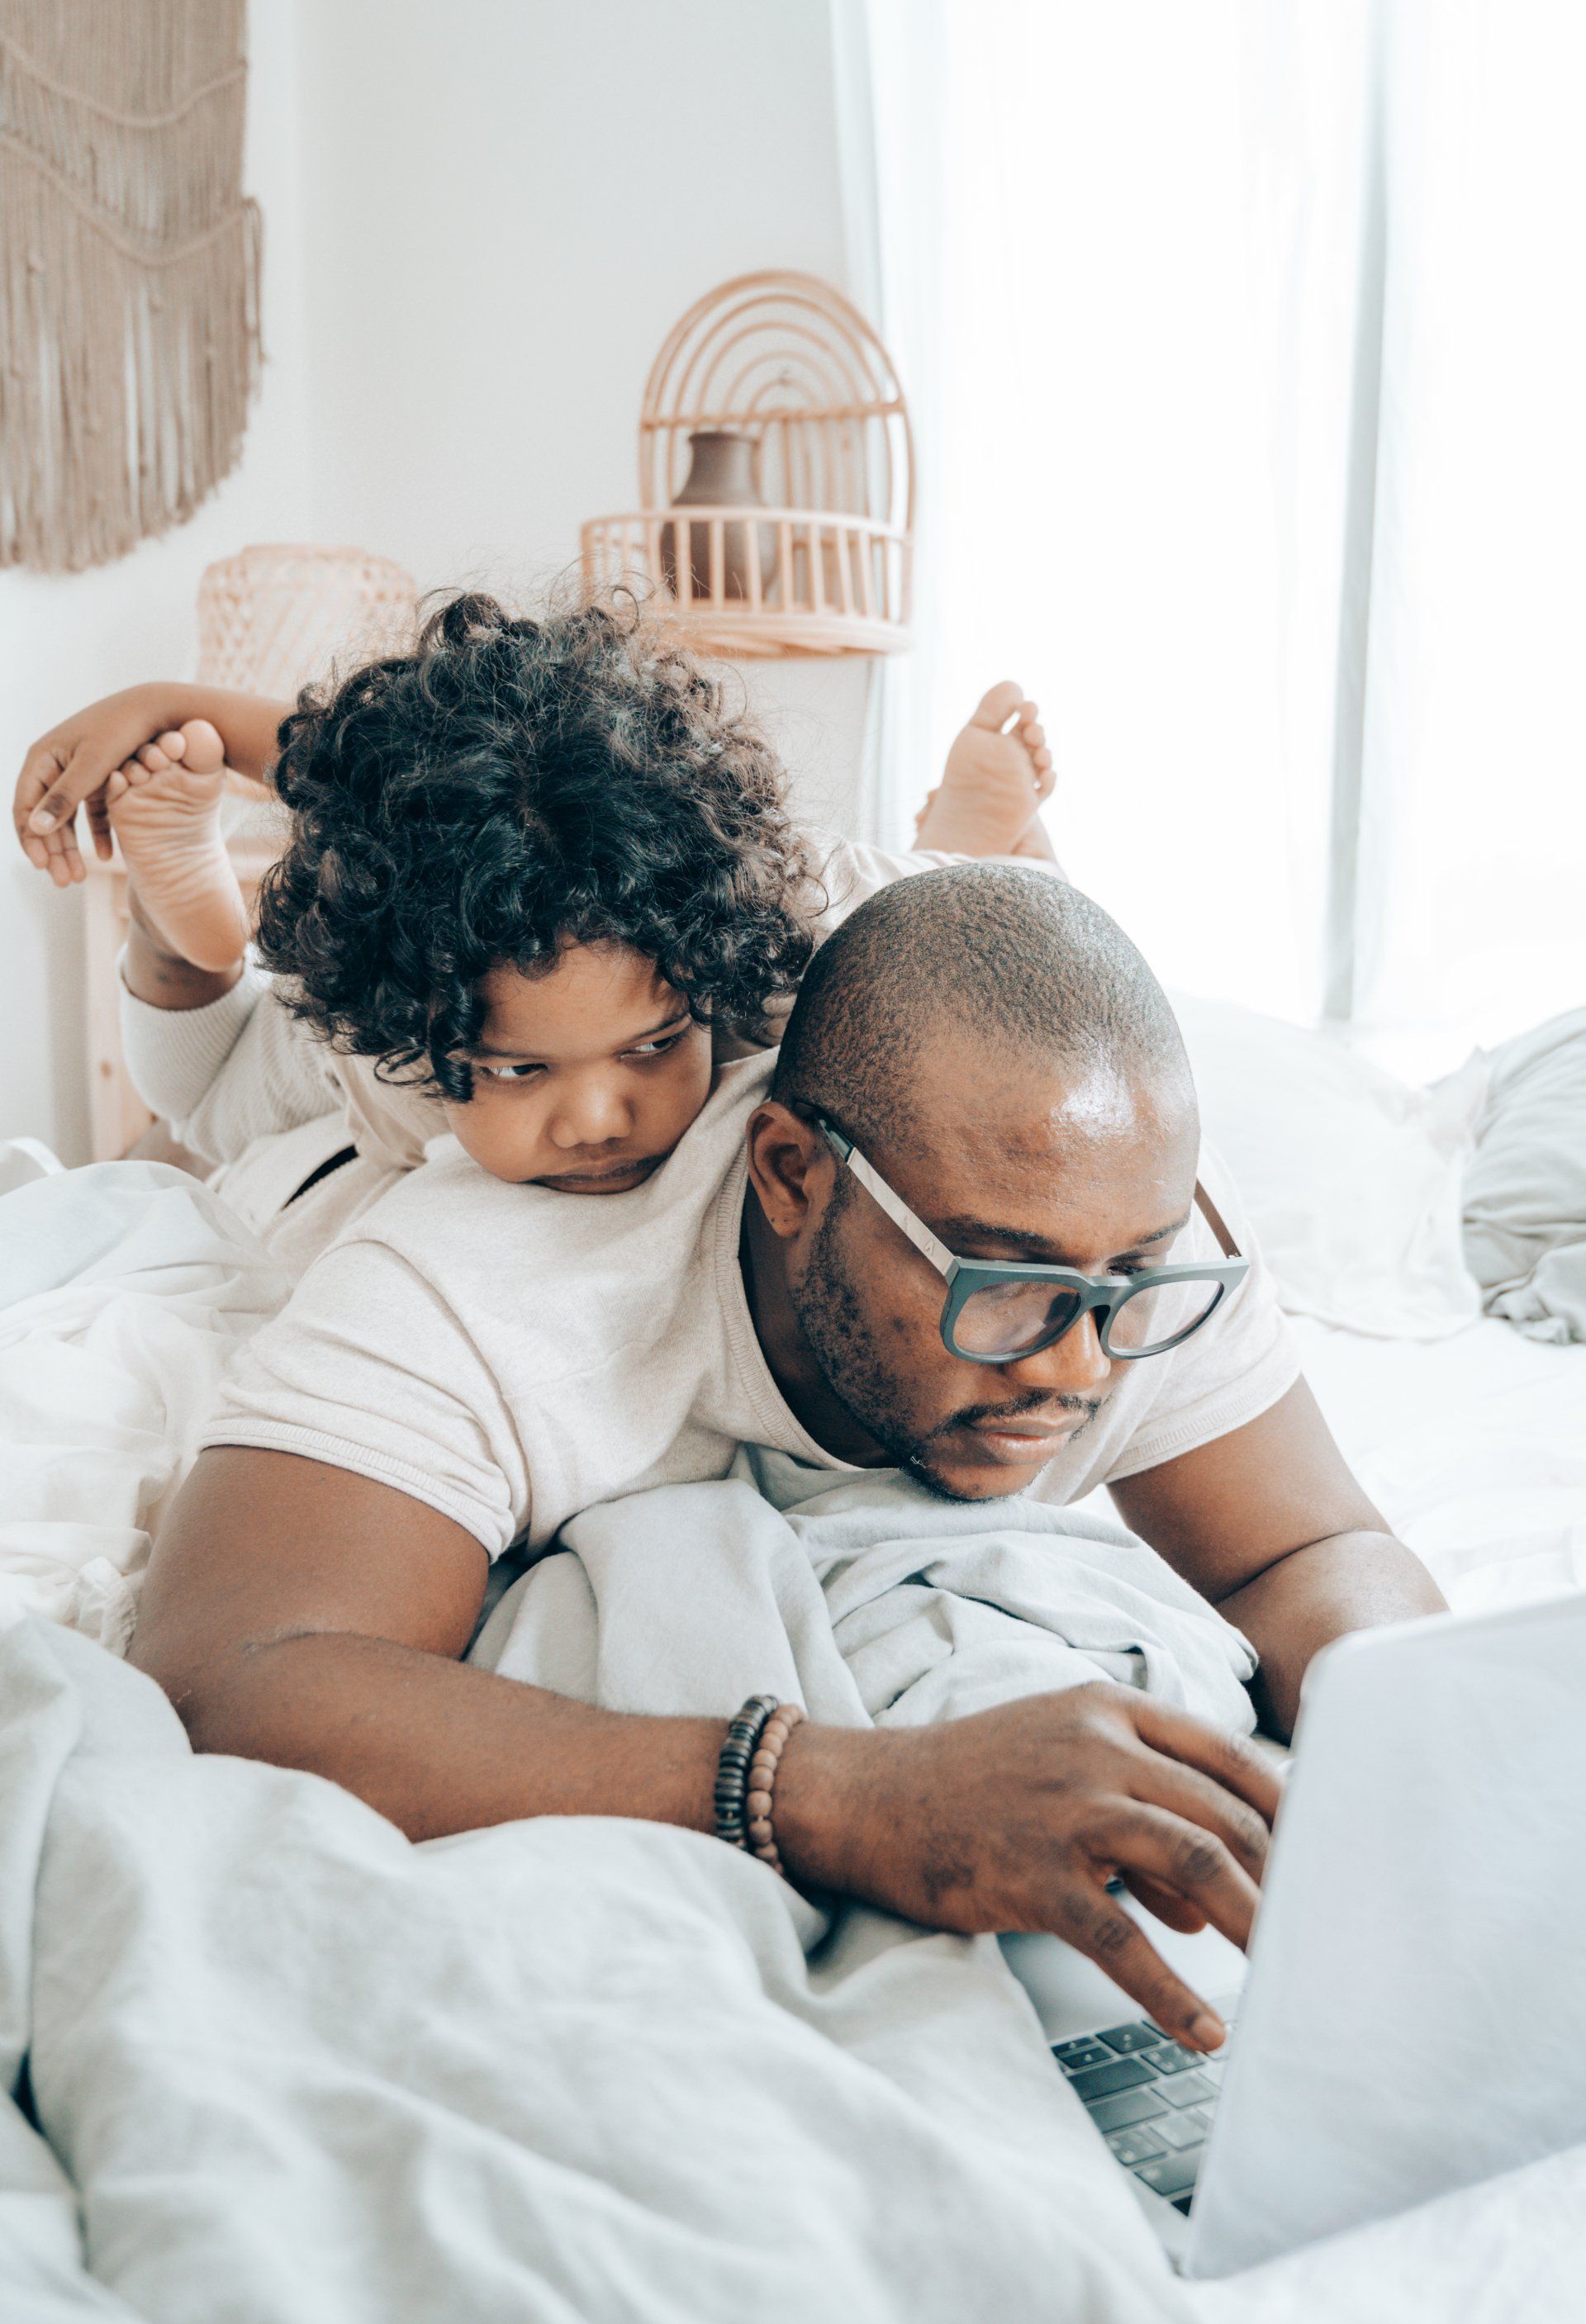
[256,592,820,1100]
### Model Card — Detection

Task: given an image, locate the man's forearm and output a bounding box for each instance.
[1218,1530,1446,1739]
[158,1623,867,1889]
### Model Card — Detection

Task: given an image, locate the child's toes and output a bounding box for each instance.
[136,743,173,775]
[175,719,226,775]
[970,680,1025,732]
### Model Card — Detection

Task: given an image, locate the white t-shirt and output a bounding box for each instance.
[118,834,1038,1271]
[204,1050,1302,1556]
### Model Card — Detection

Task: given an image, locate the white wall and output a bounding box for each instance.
[294,0,870,830]
[2,0,868,1162]
[0,4,311,1162]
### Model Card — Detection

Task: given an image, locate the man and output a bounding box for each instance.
[131,867,1443,2052]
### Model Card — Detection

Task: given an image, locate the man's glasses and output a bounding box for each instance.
[816,1119,1248,1366]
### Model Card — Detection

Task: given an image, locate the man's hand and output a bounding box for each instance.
[777,1682,1280,2051]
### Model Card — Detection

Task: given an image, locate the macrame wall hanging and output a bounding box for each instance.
[0,0,262,573]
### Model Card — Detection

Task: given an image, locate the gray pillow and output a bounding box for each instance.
[1461,1007,1586,1343]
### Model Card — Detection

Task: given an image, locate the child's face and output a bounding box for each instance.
[445,942,715,1191]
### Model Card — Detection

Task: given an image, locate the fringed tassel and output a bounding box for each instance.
[0,0,262,574]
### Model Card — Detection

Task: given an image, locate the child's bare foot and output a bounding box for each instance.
[914,681,1056,858]
[106,722,251,973]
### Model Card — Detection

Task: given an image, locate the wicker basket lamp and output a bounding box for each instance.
[196,543,419,795]
[582,271,913,657]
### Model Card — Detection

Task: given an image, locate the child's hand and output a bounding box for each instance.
[13,685,194,887]
[914,682,1057,859]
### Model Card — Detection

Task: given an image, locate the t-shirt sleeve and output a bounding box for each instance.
[1100,1146,1302,1483]
[201,1236,529,1556]
[119,948,340,1165]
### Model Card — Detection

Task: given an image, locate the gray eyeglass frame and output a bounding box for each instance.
[816,1118,1248,1365]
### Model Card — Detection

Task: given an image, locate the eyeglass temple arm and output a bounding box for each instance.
[817,1121,957,1280]
[1194,1179,1241,1259]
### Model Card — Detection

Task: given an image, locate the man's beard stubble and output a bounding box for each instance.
[793,1194,1095,1503]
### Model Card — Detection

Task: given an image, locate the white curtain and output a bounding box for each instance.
[845,0,1586,1074]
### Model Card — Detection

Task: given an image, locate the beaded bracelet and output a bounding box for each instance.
[714,1694,805,1875]
[713,1693,780,1850]
[743,1701,805,1876]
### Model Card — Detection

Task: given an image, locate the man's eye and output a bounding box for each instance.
[479,1060,544,1082]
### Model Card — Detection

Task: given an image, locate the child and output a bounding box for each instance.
[16,595,1059,1259]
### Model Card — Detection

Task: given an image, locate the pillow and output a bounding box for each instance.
[1456,1007,1586,1345]
[1171,993,1483,1340]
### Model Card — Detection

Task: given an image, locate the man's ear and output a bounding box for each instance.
[744,1103,832,1240]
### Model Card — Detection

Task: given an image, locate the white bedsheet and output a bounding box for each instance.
[0,1149,287,1643]
[1287,1313,1586,1611]
[4,1152,1584,2321]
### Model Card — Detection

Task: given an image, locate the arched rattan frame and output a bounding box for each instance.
[582,271,913,657]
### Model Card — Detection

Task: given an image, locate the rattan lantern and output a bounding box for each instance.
[581,271,913,657]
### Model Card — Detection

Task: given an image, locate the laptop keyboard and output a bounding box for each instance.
[1052,1998,1237,2216]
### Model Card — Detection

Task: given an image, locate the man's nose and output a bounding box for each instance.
[998,1310,1112,1400]
[547,1074,633,1150]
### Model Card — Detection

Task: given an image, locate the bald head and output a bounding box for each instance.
[772,864,1190,1155]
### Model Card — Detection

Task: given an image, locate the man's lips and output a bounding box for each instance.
[956,1411,1090,1463]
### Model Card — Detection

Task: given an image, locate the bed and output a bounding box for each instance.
[2,973,1584,2323]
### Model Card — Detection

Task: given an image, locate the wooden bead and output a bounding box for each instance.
[748,1817,774,1846]
[746,1789,772,1818]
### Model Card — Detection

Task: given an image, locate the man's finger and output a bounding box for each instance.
[968,680,1025,732]
[1118,1870,1209,1935]
[1056,1885,1227,2052]
[1126,1752,1270,1881]
[1103,1804,1260,1952]
[1128,1698,1285,1828]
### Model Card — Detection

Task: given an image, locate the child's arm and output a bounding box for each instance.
[13,683,292,886]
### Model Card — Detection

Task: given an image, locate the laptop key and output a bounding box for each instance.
[1152,2108,1206,2151]
[1135,2147,1204,2199]
[1141,2041,1201,2075]
[1159,2071,1214,2108]
[1097,2022,1162,2055]
[1105,2125,1168,2167]
[1052,2038,1114,2073]
[1085,2088,1168,2132]
[1066,2057,1154,2103]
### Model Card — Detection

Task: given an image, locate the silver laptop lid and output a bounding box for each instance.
[1185,1591,1586,2276]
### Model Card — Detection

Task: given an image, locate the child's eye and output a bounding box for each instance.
[477,1060,544,1082]
[624,1031,687,1060]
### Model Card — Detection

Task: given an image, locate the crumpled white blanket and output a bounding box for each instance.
[0,1153,1265,2321]
[473,1440,1259,1741]
[0,1615,1194,2324]
[0,1144,287,1644]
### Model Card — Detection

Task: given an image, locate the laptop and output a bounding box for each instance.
[1004,1591,1586,2276]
